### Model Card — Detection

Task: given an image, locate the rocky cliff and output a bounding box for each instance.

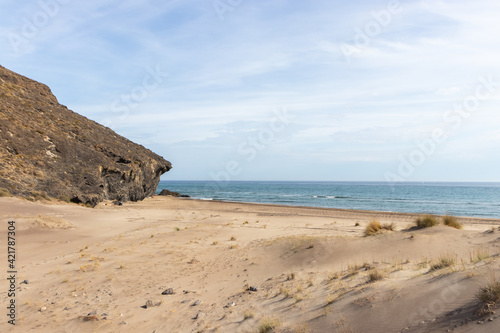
[0,65,172,207]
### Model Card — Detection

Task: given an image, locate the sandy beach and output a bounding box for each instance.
[1,196,500,333]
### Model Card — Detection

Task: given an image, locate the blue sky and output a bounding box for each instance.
[1,0,500,182]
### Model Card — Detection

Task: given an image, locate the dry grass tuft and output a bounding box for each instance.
[415,214,439,228]
[78,261,100,272]
[470,248,491,263]
[368,270,385,282]
[243,310,255,320]
[326,293,338,305]
[258,316,281,333]
[327,271,339,281]
[364,221,382,236]
[430,254,456,271]
[364,221,394,236]
[477,278,500,315]
[442,215,462,229]
[382,223,395,231]
[279,286,291,298]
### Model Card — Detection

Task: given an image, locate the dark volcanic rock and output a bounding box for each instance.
[0,65,172,207]
[158,189,190,198]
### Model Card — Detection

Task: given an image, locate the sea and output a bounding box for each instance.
[157,181,500,219]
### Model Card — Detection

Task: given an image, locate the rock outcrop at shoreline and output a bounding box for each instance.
[158,189,190,198]
[0,65,172,207]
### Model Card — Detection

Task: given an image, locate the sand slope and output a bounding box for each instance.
[1,197,500,332]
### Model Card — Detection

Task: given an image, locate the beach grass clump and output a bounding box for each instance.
[470,248,490,263]
[430,254,456,271]
[364,221,383,236]
[364,221,394,236]
[258,316,281,333]
[442,215,462,229]
[415,215,439,229]
[477,280,500,315]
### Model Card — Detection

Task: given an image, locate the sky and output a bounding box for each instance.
[1,0,500,182]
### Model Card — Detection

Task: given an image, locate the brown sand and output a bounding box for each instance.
[1,196,500,332]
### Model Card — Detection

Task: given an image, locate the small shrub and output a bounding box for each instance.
[368,270,384,282]
[415,215,439,228]
[477,280,500,315]
[442,215,462,229]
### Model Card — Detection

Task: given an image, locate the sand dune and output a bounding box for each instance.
[1,196,500,332]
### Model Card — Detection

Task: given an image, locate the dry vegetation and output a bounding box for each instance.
[415,214,439,228]
[429,254,456,271]
[442,215,462,229]
[477,278,500,315]
[0,187,11,197]
[258,316,282,333]
[367,269,385,282]
[414,214,463,229]
[364,220,394,236]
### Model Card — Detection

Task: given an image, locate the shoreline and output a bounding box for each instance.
[168,196,500,225]
[156,180,500,220]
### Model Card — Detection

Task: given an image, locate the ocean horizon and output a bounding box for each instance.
[158,180,500,219]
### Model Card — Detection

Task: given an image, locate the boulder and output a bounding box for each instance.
[158,189,190,198]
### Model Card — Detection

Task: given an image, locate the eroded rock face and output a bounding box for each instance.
[0,65,172,206]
